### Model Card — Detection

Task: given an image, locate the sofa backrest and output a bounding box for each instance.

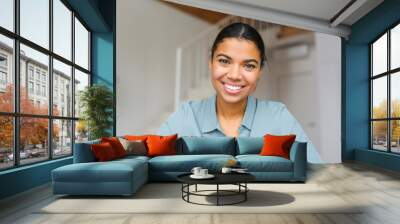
[176,136,236,155]
[73,139,100,163]
[236,137,264,155]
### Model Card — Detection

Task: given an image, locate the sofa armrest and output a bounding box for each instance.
[73,140,100,163]
[289,141,307,181]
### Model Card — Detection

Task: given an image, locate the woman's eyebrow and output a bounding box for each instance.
[216,53,232,59]
[243,59,259,65]
[216,53,259,65]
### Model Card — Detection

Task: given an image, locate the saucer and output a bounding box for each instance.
[190,174,215,179]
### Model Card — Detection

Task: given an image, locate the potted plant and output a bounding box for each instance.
[79,84,113,140]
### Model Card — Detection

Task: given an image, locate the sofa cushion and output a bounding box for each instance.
[177,136,235,155]
[236,155,293,172]
[236,137,263,155]
[148,154,235,172]
[52,158,147,183]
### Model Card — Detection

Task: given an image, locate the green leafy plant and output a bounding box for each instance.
[79,84,113,140]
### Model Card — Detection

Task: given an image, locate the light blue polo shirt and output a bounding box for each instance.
[157,94,323,163]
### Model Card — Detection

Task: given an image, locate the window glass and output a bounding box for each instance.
[0,116,13,170]
[0,35,14,113]
[75,120,88,143]
[391,72,400,118]
[391,24,400,70]
[372,76,387,119]
[20,117,49,165]
[74,69,89,118]
[20,44,49,115]
[74,18,89,70]
[53,0,72,60]
[0,0,14,31]
[391,120,400,153]
[372,121,388,151]
[53,119,72,157]
[372,33,387,76]
[53,59,72,117]
[20,0,49,49]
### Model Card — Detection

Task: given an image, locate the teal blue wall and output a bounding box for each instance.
[344,0,400,171]
[0,158,72,199]
[0,0,115,200]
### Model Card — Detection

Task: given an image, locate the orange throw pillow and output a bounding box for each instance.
[91,142,117,161]
[101,137,127,158]
[146,134,178,157]
[259,134,296,159]
[124,135,152,141]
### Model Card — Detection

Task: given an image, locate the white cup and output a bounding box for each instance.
[200,169,208,176]
[191,167,202,176]
[221,167,232,174]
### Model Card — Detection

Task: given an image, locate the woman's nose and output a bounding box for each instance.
[226,65,241,80]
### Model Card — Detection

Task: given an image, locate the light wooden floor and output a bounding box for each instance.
[1,162,400,224]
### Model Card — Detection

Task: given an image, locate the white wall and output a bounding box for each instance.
[116,0,212,135]
[254,31,341,163]
[315,33,342,163]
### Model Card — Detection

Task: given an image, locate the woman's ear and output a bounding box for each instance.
[208,59,212,70]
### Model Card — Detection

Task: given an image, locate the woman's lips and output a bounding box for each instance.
[222,82,244,95]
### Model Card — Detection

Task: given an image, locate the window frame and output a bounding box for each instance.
[370,20,400,154]
[0,0,92,171]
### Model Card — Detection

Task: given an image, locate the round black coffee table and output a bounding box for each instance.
[177,173,255,206]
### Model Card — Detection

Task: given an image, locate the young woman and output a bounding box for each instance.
[157,22,321,162]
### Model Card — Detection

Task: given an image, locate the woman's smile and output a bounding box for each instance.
[222,82,245,95]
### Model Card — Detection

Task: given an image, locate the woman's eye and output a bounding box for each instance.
[244,64,256,70]
[218,59,229,64]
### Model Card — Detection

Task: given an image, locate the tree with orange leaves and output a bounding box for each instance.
[0,84,59,151]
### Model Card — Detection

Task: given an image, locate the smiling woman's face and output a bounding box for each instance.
[210,37,262,105]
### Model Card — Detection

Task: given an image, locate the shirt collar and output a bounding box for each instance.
[200,94,256,133]
[200,94,219,133]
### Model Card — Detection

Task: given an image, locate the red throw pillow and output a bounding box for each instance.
[91,142,118,161]
[259,134,296,159]
[101,137,127,158]
[146,134,178,157]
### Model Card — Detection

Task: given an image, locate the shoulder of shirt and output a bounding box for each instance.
[254,98,287,110]
[182,96,212,110]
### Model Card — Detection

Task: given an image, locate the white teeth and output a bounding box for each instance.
[225,83,242,91]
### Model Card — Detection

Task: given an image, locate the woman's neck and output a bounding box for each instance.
[216,95,247,120]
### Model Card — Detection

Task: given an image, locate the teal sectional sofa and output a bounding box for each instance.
[52,137,307,196]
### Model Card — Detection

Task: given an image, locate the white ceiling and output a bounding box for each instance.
[165,0,384,38]
[226,0,353,23]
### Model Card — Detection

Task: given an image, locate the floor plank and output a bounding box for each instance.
[1,162,400,224]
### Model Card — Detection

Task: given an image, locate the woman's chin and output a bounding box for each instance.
[218,92,247,104]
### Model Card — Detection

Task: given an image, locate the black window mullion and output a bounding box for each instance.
[49,0,54,160]
[71,10,76,155]
[13,0,20,167]
[387,30,391,152]
[370,45,373,149]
